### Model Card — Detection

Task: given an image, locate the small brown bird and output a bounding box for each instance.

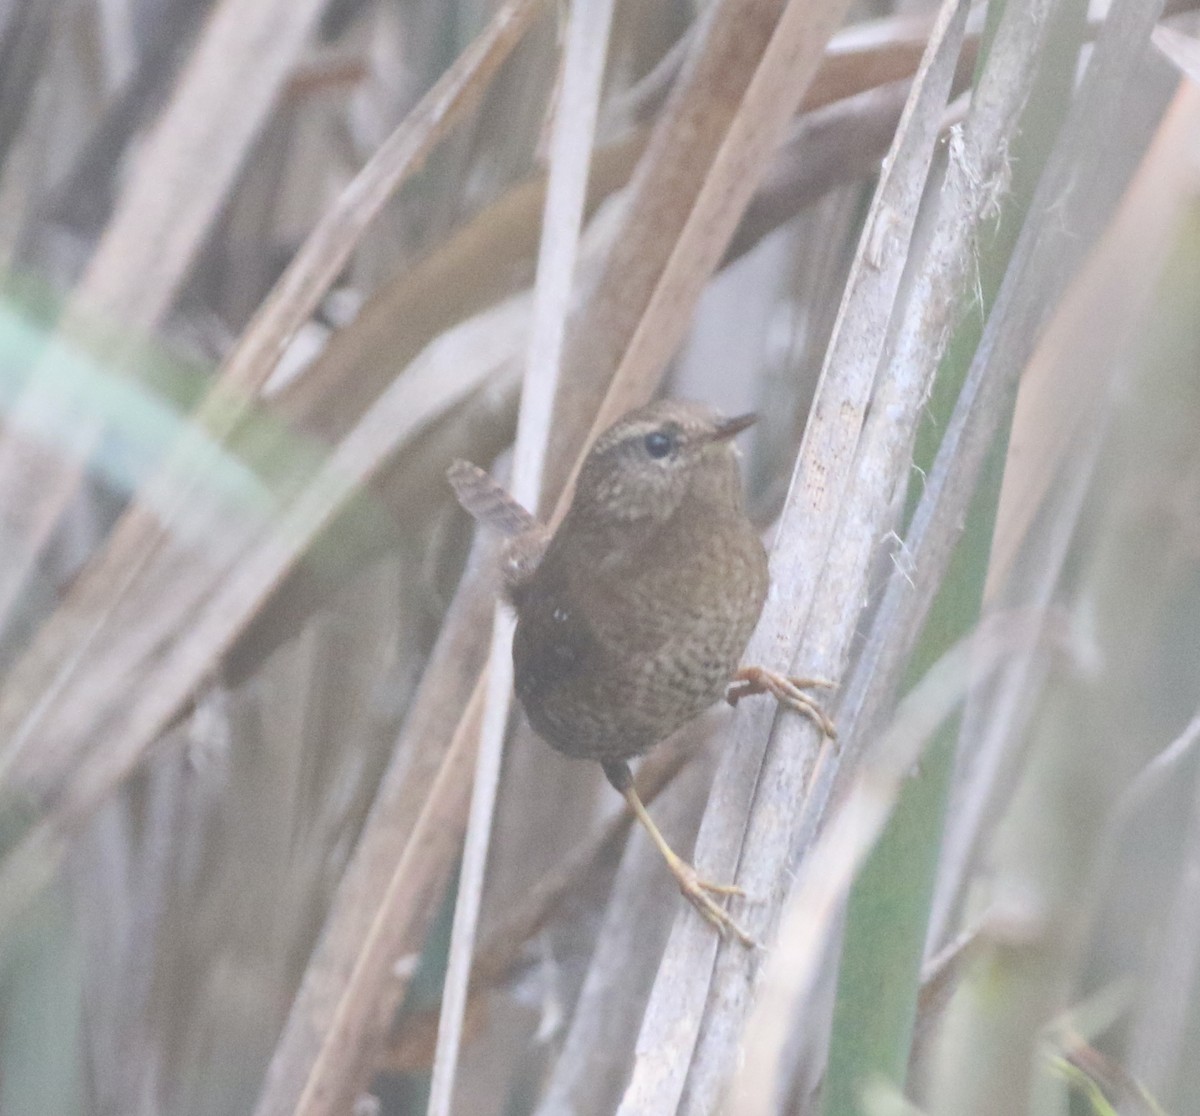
[449,400,833,944]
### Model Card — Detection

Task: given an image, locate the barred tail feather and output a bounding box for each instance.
[447,459,538,539]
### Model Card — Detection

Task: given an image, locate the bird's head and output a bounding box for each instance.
[570,400,756,525]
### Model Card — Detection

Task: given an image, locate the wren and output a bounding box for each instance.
[448,400,834,945]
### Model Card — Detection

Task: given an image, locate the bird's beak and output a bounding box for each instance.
[710,413,758,441]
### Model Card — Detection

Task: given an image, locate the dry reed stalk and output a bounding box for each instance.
[0,0,331,630]
[551,0,857,508]
[926,0,1176,953]
[0,297,526,928]
[259,0,871,1107]
[279,39,959,451]
[731,615,1046,1115]
[672,0,1062,1098]
[0,0,546,924]
[617,1,972,1109]
[541,0,786,494]
[425,0,616,1110]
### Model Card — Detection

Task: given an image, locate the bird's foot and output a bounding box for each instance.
[616,773,759,948]
[727,665,837,740]
[668,857,757,948]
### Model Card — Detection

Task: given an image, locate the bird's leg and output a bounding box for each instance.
[602,760,756,948]
[726,665,837,740]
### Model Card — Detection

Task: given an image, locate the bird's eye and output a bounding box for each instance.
[643,430,674,459]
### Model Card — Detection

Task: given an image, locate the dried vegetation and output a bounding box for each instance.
[0,1,1199,1115]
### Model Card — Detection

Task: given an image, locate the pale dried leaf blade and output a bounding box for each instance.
[1153,23,1200,82]
[921,0,1174,954]
[986,79,1200,597]
[672,0,1071,1100]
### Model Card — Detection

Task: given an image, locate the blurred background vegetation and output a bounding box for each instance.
[0,0,1198,1114]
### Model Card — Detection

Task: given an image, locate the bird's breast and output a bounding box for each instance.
[512,504,768,761]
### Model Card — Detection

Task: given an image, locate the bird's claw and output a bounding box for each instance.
[726,666,838,740]
[672,861,757,948]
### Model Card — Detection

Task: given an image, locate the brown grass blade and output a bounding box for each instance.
[275,681,486,1116]
[0,0,544,884]
[74,0,327,333]
[0,0,330,630]
[0,294,528,926]
[552,0,857,508]
[614,10,979,127]
[813,10,976,109]
[278,45,948,453]
[212,0,546,409]
[542,0,798,496]
[377,711,702,1075]
[530,742,719,1116]
[252,529,498,1116]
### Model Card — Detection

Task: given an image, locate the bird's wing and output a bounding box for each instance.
[447,459,539,538]
[511,575,598,703]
